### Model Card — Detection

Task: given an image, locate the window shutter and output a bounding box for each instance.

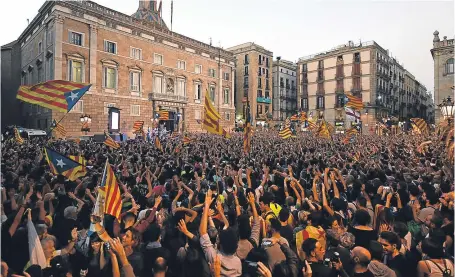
[102,67,106,87]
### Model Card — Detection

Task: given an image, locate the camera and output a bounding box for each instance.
[244,260,258,276]
[331,252,340,263]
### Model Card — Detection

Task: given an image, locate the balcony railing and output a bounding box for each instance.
[149,93,188,103]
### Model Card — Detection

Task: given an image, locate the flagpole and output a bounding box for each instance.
[47,111,71,139]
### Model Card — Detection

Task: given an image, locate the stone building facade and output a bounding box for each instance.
[6,0,235,137]
[227,43,273,126]
[431,31,454,123]
[272,58,297,121]
[297,40,433,134]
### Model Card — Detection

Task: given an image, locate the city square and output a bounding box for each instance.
[0,1,454,277]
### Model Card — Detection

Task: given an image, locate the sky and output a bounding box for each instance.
[1,0,453,98]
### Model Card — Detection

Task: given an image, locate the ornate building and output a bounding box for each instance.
[431,31,454,123]
[3,0,235,137]
[297,40,433,134]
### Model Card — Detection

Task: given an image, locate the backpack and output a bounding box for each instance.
[425,259,453,277]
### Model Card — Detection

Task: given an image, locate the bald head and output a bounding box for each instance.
[153,257,167,273]
[352,246,371,266]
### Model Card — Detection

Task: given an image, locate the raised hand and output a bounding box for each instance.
[154,196,162,208]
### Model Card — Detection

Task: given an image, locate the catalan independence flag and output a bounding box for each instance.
[410,118,429,134]
[317,121,331,139]
[158,111,169,120]
[104,132,120,149]
[17,80,90,113]
[44,147,86,181]
[100,160,122,221]
[279,127,292,139]
[345,94,363,111]
[14,128,24,144]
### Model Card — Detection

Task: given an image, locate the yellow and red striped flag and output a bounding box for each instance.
[410,118,429,134]
[100,160,122,221]
[353,151,361,162]
[104,132,120,149]
[158,111,169,120]
[183,135,192,145]
[307,119,317,132]
[52,120,67,137]
[279,127,292,139]
[317,121,331,139]
[299,111,307,122]
[14,127,24,144]
[17,80,91,112]
[132,120,144,133]
[345,94,363,111]
[290,114,299,121]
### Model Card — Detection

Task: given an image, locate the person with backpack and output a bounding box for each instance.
[417,238,454,277]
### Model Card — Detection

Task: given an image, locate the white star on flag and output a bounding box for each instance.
[69,91,79,101]
[56,159,66,168]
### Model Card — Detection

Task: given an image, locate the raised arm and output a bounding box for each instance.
[312,175,320,203]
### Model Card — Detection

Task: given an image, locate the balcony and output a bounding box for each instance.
[257,97,272,104]
[149,92,188,103]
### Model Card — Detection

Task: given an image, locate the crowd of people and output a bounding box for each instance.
[0,129,453,277]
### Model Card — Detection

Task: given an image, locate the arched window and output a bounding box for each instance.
[445,58,454,75]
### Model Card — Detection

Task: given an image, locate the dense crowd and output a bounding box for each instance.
[0,130,453,277]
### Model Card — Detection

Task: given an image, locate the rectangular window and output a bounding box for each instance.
[258,55,262,65]
[258,78,262,88]
[244,66,249,76]
[265,105,269,113]
[318,60,324,69]
[71,100,83,113]
[354,52,361,63]
[302,64,307,72]
[131,105,140,116]
[68,60,82,83]
[103,67,117,89]
[244,54,249,64]
[38,41,42,53]
[209,86,216,101]
[153,75,163,93]
[70,32,83,46]
[257,90,263,97]
[301,98,308,109]
[224,72,230,81]
[194,83,202,100]
[257,104,262,114]
[266,57,269,67]
[195,64,202,74]
[104,102,116,114]
[154,53,163,65]
[47,29,53,46]
[177,60,186,70]
[104,40,116,54]
[130,47,142,60]
[209,68,216,78]
[317,96,324,109]
[195,110,201,120]
[130,71,141,92]
[280,77,284,87]
[224,88,229,104]
[225,113,230,121]
[266,69,269,78]
[244,76,249,87]
[176,78,186,96]
[258,67,262,76]
[38,67,43,83]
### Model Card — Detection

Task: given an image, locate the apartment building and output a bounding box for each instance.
[227,42,273,125]
[272,58,297,121]
[297,40,432,134]
[2,0,235,137]
[431,31,454,123]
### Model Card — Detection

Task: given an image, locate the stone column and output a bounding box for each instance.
[54,15,64,80]
[89,24,98,89]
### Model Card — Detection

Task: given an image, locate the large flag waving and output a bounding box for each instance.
[202,93,230,137]
[14,127,24,144]
[317,121,331,139]
[17,80,90,112]
[44,147,86,181]
[299,111,307,122]
[344,107,360,122]
[279,127,292,139]
[100,160,122,221]
[410,118,429,134]
[104,132,120,149]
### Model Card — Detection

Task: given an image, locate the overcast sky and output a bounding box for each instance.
[1,0,453,98]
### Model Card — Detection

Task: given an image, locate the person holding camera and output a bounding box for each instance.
[302,238,336,277]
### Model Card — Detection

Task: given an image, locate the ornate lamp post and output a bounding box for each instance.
[80,114,91,135]
[438,96,454,124]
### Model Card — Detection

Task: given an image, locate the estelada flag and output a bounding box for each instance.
[17,80,90,112]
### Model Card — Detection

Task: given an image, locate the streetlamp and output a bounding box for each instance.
[438,96,454,124]
[80,114,91,134]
